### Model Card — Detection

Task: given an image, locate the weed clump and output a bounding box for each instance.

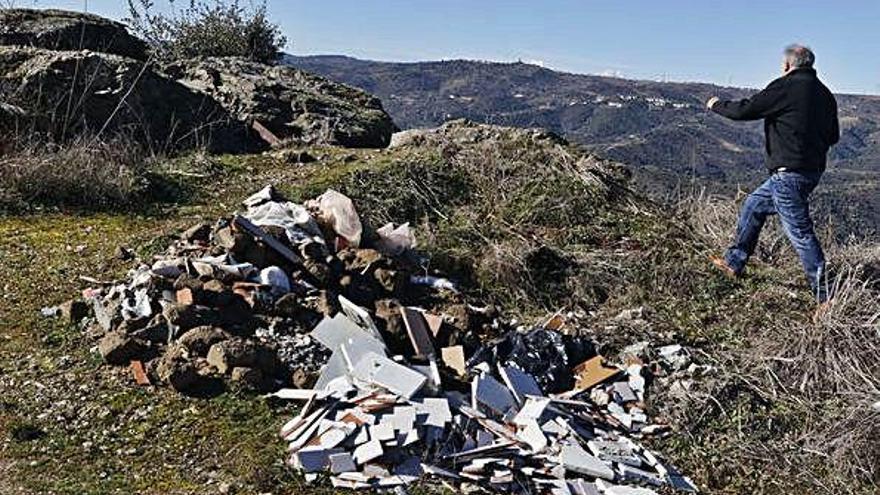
[0,136,152,210]
[126,0,287,63]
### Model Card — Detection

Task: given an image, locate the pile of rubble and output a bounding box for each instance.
[62,184,698,493]
[275,315,699,493]
[67,185,454,393]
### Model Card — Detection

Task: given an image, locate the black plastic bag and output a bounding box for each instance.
[468,327,595,393]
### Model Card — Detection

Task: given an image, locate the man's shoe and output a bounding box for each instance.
[813,300,833,324]
[709,255,737,278]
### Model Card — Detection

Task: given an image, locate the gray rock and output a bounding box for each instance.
[0,46,250,152]
[163,57,398,148]
[0,9,147,59]
[181,223,211,243]
[177,326,231,356]
[155,345,202,392]
[206,339,280,376]
[230,366,264,390]
[206,339,258,374]
[98,332,146,365]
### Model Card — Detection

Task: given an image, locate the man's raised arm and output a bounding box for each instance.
[707,79,787,121]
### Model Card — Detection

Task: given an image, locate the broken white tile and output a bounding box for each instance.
[336,471,371,483]
[351,352,427,399]
[328,452,357,474]
[330,476,371,490]
[499,365,543,404]
[270,388,317,401]
[338,295,384,342]
[512,397,551,426]
[517,419,548,452]
[568,479,601,495]
[313,427,350,449]
[401,428,420,446]
[369,423,395,442]
[618,464,665,486]
[472,374,518,417]
[612,382,638,403]
[352,438,383,464]
[351,425,369,446]
[292,447,344,473]
[607,401,633,430]
[421,464,461,480]
[311,313,385,352]
[559,442,615,480]
[362,464,391,478]
[414,397,452,427]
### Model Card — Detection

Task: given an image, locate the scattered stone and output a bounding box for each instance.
[207,339,259,374]
[231,366,265,390]
[182,223,212,243]
[177,326,231,356]
[98,332,146,365]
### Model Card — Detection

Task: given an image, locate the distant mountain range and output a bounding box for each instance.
[283,55,880,238]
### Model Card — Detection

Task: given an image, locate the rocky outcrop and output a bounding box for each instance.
[0,9,147,60]
[0,9,398,152]
[0,47,250,152]
[164,57,398,148]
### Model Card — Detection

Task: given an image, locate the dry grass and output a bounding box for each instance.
[661,190,880,493]
[0,135,154,210]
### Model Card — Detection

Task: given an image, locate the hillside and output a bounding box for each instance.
[284,55,880,238]
[3,9,880,495]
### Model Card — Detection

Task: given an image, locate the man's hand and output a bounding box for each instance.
[706,96,721,110]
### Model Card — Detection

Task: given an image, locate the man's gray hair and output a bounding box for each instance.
[784,44,815,68]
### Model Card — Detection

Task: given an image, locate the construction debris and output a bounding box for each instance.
[73,185,466,393]
[69,184,698,493]
[277,310,698,494]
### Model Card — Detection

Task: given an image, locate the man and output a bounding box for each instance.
[706,44,839,312]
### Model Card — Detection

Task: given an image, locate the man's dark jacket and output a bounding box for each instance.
[711,67,840,172]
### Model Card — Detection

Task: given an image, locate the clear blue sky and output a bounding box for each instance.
[28,0,880,94]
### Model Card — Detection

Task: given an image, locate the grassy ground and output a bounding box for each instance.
[1,129,877,494]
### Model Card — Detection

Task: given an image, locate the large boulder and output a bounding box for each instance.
[0,9,147,60]
[0,47,251,152]
[164,57,398,148]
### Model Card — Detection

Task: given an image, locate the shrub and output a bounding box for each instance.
[126,0,287,63]
[0,136,152,210]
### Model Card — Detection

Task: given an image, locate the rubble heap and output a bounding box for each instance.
[76,185,440,393]
[70,184,698,493]
[275,306,699,494]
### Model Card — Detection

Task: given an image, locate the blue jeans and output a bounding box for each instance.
[724,170,828,302]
